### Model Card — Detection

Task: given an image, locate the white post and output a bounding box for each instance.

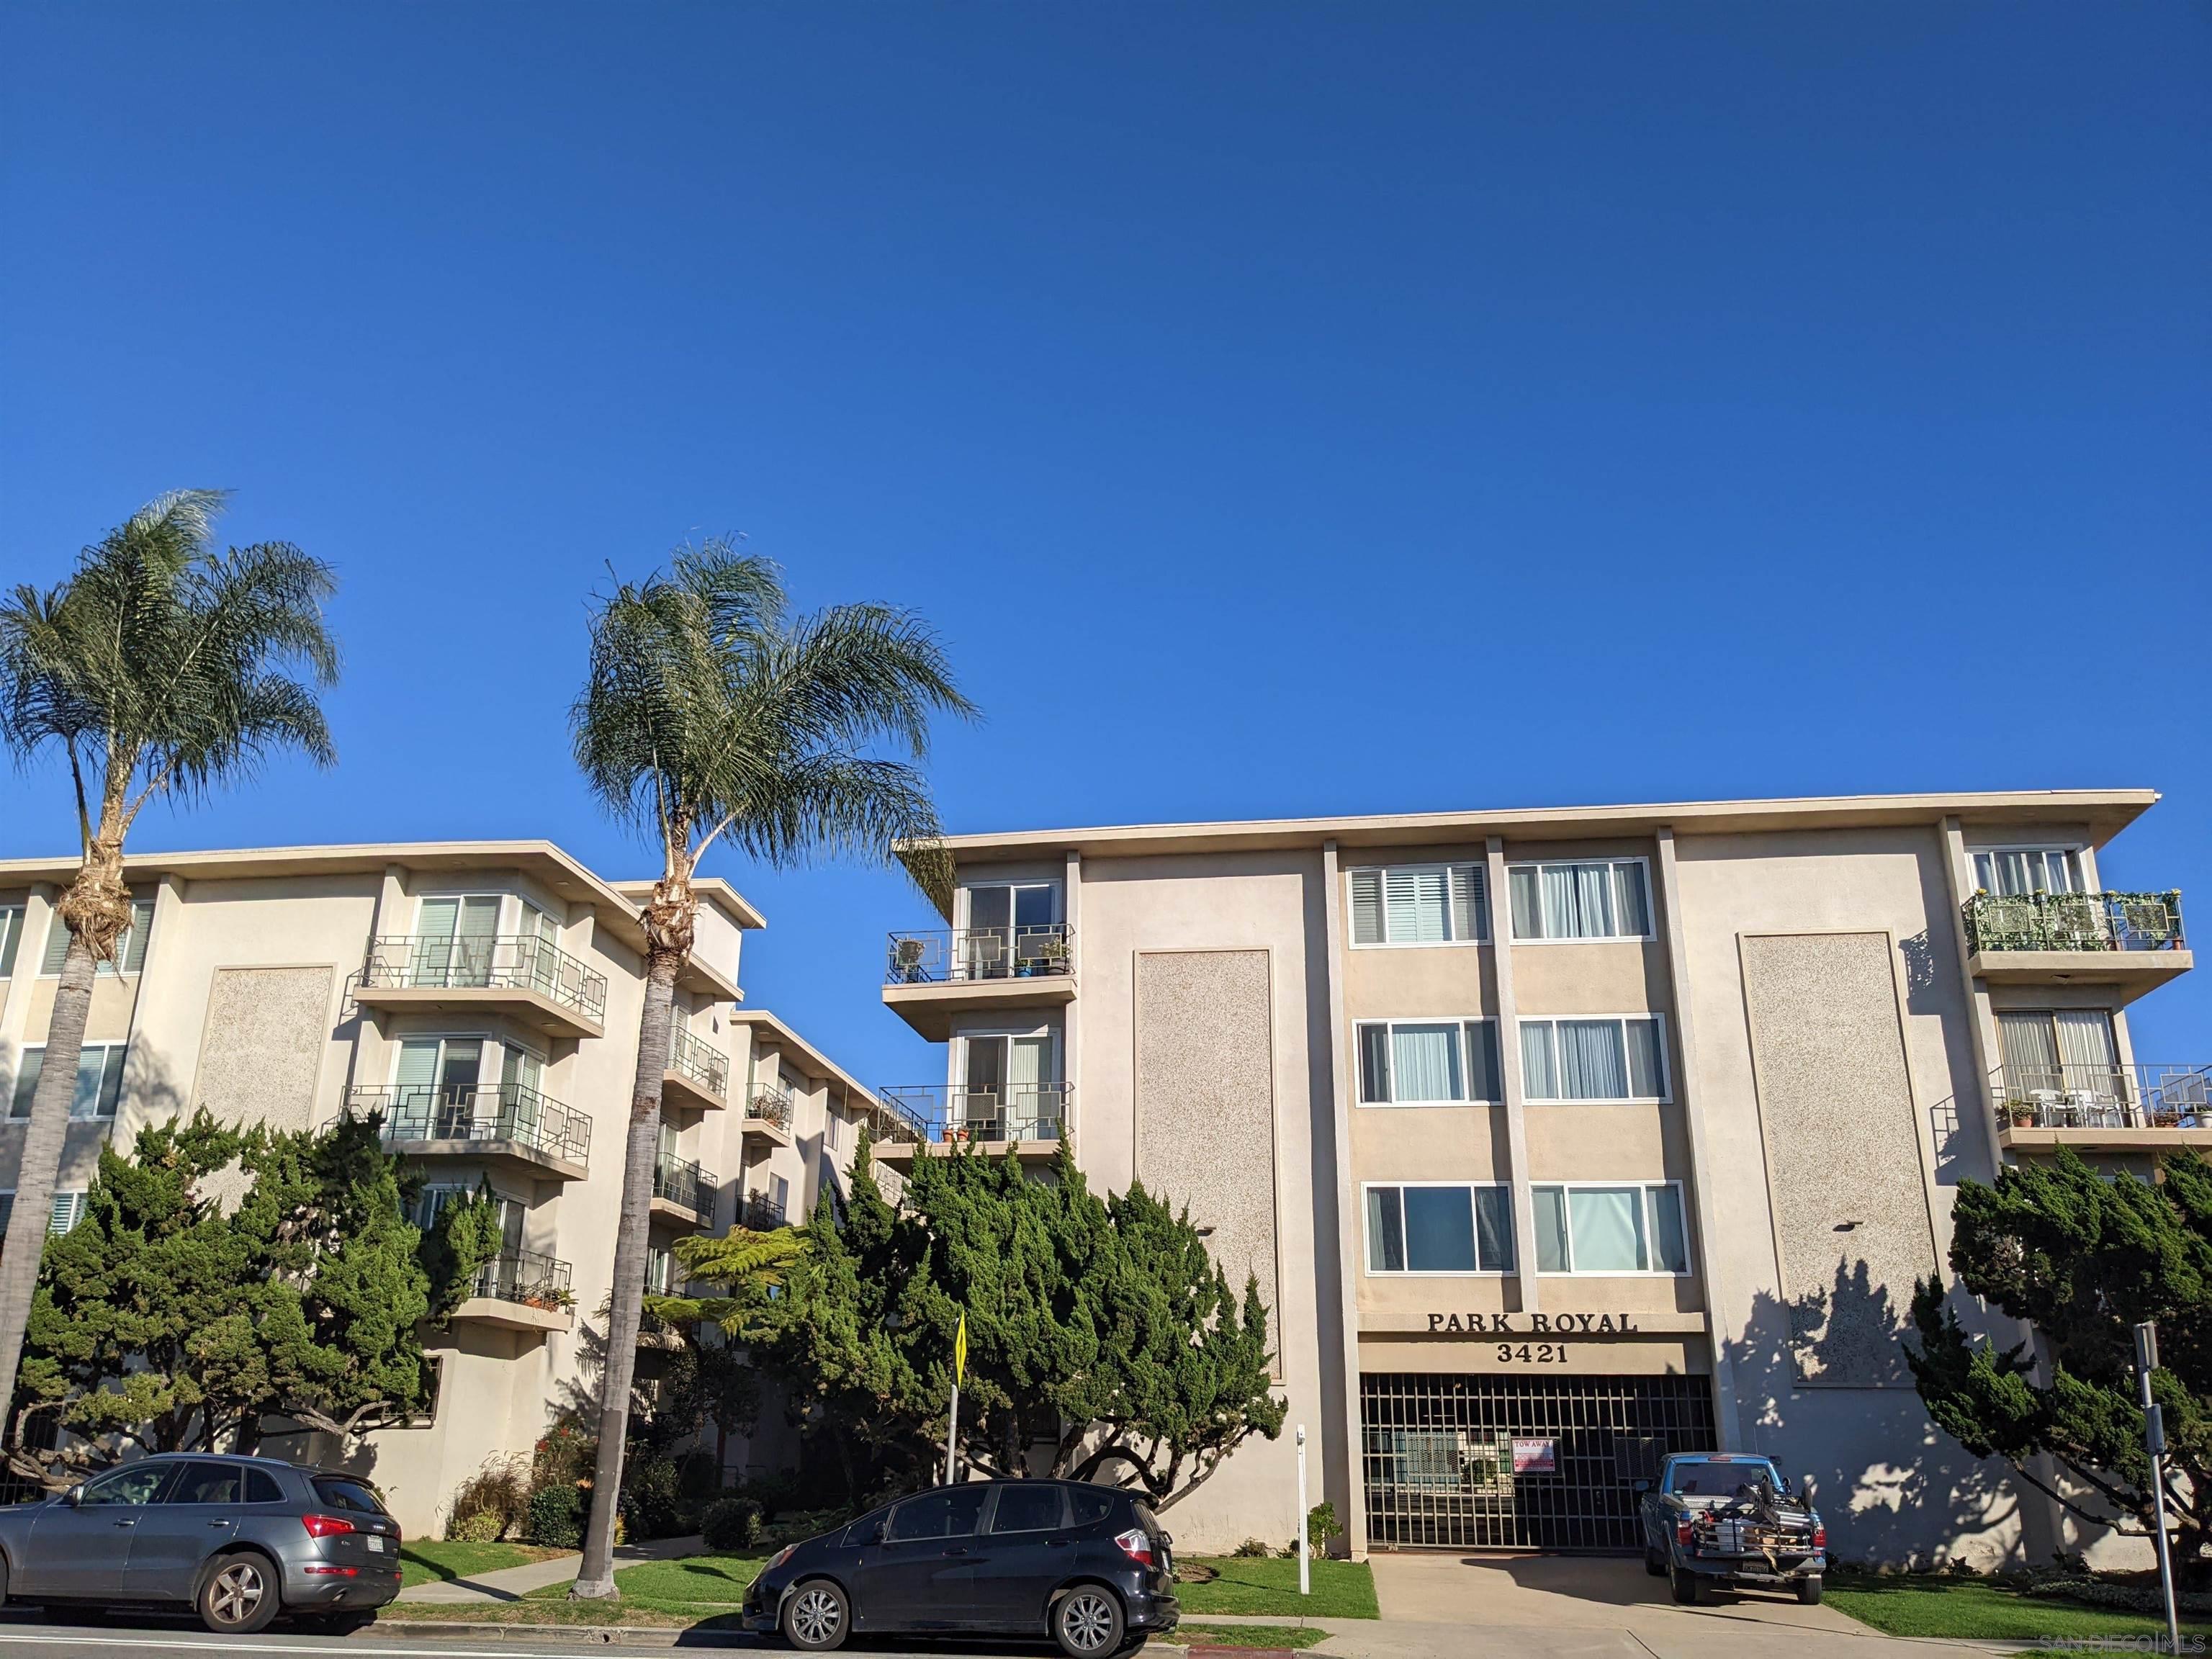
[1296,1424,1310,1596]
[946,1383,960,1487]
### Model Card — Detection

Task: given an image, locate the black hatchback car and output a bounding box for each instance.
[743,1479,1178,1655]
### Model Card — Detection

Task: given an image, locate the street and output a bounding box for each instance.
[0,1619,1077,1659]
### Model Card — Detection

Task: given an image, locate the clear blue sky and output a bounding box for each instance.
[3,3,2206,1087]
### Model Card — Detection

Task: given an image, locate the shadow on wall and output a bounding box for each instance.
[1722,1269,2027,1570]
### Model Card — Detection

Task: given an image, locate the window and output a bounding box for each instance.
[1519,1017,1666,1102]
[168,1461,243,1504]
[312,1475,390,1515]
[1997,1010,2120,1095]
[989,1483,1066,1533]
[78,1462,175,1506]
[39,898,154,976]
[887,1485,989,1540]
[9,1043,129,1121]
[1349,865,1489,946]
[245,1468,285,1504]
[1974,848,2085,897]
[1532,1183,1689,1274]
[413,1183,477,1231]
[1357,1020,1501,1105]
[963,883,1062,977]
[0,907,22,977]
[1365,1184,1514,1273]
[410,895,501,986]
[1508,860,1652,941]
[646,1244,675,1295]
[0,1191,88,1238]
[1069,1486,1118,1526]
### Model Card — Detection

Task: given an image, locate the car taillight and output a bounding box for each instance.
[302,1514,357,1539]
[1812,1525,1826,1549]
[1114,1527,1154,1566]
[1676,1520,1694,1546]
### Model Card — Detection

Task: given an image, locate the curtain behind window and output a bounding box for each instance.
[1521,1022,1559,1100]
[1568,1188,1645,1270]
[1533,1187,1570,1271]
[1558,1020,1628,1099]
[1390,1025,1462,1100]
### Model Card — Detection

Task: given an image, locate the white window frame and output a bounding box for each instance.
[1970,844,2090,896]
[956,881,1063,930]
[1530,1179,1691,1277]
[387,1033,495,1086]
[1506,858,1655,943]
[1360,1180,1514,1277]
[0,1189,89,1238]
[37,896,155,977]
[1517,1013,1671,1103]
[0,906,24,978]
[1346,863,1491,948]
[1353,1017,1503,1107]
[9,1042,130,1123]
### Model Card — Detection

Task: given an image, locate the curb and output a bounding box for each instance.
[363,1625,1190,1654]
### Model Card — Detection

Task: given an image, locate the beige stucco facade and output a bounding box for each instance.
[882,788,2192,1565]
[0,843,876,1539]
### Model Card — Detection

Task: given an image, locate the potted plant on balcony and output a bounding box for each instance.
[2009,1101,2039,1129]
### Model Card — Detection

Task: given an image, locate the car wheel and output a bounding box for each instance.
[1797,1575,1824,1606]
[781,1579,849,1652]
[1055,1586,1125,1658]
[1643,1545,1667,1577]
[1668,1565,1701,1606]
[198,1552,282,1635]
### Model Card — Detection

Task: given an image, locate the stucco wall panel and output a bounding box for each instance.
[189,966,336,1132]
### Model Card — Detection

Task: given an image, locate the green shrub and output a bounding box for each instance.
[448,1509,502,1543]
[703,1496,765,1552]
[527,1483,584,1549]
[444,1452,529,1541]
[1232,1538,1273,1558]
[620,1455,685,1540]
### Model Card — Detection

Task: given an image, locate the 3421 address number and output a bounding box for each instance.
[1496,1343,1570,1364]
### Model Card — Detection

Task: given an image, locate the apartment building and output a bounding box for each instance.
[0,842,877,1537]
[874,790,2194,1563]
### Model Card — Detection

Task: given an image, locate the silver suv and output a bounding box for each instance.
[0,1453,402,1632]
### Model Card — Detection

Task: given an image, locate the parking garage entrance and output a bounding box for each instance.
[1361,1372,1717,1551]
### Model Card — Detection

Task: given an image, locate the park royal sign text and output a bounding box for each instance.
[1427,1312,1640,1334]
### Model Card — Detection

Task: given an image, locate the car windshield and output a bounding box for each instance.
[1668,1458,1776,1496]
[313,1475,390,1515]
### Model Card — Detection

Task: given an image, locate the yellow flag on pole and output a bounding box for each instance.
[954,1310,968,1386]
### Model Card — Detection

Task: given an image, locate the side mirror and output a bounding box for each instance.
[62,1485,84,1508]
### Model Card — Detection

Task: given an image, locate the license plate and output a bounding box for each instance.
[366,1535,387,1552]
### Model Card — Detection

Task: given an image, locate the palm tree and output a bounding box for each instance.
[568,540,973,1600]
[0,490,339,1413]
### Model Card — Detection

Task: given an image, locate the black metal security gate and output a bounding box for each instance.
[1362,1372,1716,1551]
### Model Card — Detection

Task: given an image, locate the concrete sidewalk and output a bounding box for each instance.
[395,1533,706,1603]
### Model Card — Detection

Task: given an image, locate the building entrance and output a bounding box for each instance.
[1361,1372,1716,1551]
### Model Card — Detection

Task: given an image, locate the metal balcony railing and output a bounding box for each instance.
[886,924,1074,984]
[1962,891,2185,956]
[352,1084,593,1168]
[653,1152,715,1218]
[667,1026,731,1101]
[361,933,609,1025]
[740,1190,787,1230]
[471,1248,573,1309]
[1992,1062,2212,1132]
[877,1081,1072,1146]
[743,1083,794,1131]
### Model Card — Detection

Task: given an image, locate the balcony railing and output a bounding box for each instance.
[667,1026,731,1101]
[471,1248,574,1309]
[653,1152,716,1218]
[877,1081,1072,1146]
[743,1084,794,1132]
[361,933,609,1025]
[740,1190,787,1230]
[1962,891,2185,956]
[886,925,1074,984]
[1992,1062,2212,1132]
[352,1084,593,1169]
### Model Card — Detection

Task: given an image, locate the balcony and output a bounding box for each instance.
[450,1249,575,1333]
[1992,1062,2212,1152]
[662,1026,731,1114]
[356,935,608,1038]
[871,1082,1071,1164]
[741,1083,796,1147]
[739,1190,788,1230]
[881,925,1076,1040]
[354,1084,591,1182]
[651,1152,716,1225]
[1963,891,2191,999]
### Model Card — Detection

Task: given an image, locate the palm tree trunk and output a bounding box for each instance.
[0,922,100,1415]
[572,945,681,1600]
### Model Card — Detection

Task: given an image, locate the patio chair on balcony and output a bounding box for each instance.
[2028,1089,2062,1128]
[2064,1089,2123,1130]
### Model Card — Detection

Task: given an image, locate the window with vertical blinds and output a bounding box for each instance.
[1348,863,1488,946]
[38,898,155,976]
[9,1044,129,1121]
[0,908,22,977]
[1507,860,1653,940]
[1357,1020,1502,1104]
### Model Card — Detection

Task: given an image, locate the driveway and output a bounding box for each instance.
[1361,1552,1985,1659]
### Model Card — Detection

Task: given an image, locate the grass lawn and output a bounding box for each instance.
[391,1552,765,1627]
[395,1539,571,1590]
[1182,1624,1333,1650]
[1175,1557,1378,1619]
[1825,1571,2212,1645]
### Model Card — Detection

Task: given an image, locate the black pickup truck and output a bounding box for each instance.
[1639,1452,1827,1606]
